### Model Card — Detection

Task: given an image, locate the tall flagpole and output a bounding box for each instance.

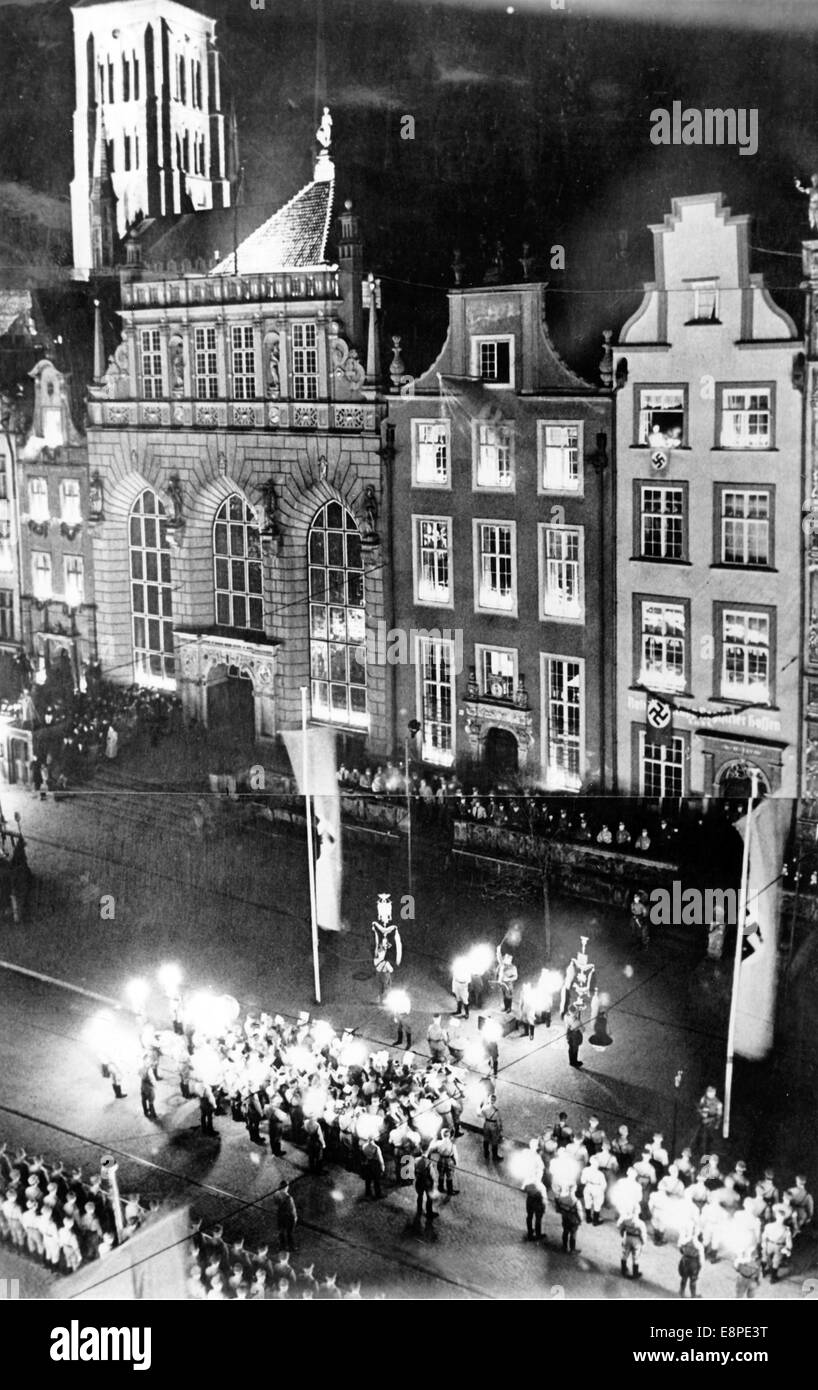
[723,768,759,1139]
[301,686,321,1004]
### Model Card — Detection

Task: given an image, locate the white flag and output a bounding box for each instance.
[733,796,791,1060]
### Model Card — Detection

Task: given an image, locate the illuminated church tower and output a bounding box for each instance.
[70,0,231,279]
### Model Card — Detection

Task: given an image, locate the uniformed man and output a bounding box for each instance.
[480,1095,503,1161]
[566,1010,584,1069]
[734,1248,762,1300]
[360,1136,385,1199]
[139,1060,158,1120]
[413,1150,436,1224]
[581,1155,607,1225]
[272,1180,298,1251]
[497,953,518,1014]
[427,1015,451,1064]
[618,1208,647,1278]
[429,1128,459,1196]
[556,1185,583,1253]
[524,1180,547,1240]
[451,957,471,1018]
[694,1085,723,1156]
[761,1205,792,1282]
[552,1112,574,1148]
[391,1114,421,1184]
[611,1124,635,1173]
[304,1115,326,1173]
[678,1229,705,1298]
[198,1082,217,1137]
[786,1175,814,1235]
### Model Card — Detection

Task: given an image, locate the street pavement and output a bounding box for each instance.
[0,750,815,1300]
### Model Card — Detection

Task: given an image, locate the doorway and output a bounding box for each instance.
[484,726,519,780]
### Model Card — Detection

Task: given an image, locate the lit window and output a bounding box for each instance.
[540,424,581,492]
[472,336,513,385]
[544,656,583,791]
[130,489,175,688]
[478,646,517,699]
[60,479,82,527]
[721,610,770,703]
[141,329,164,399]
[28,477,49,525]
[213,494,263,631]
[194,326,219,399]
[309,501,367,729]
[640,600,686,691]
[641,733,684,799]
[638,388,685,448]
[418,634,455,766]
[231,325,256,400]
[412,420,450,486]
[0,590,14,640]
[475,422,514,488]
[414,518,452,606]
[541,525,583,620]
[64,556,84,607]
[292,323,319,401]
[690,280,719,322]
[476,521,515,613]
[640,486,684,560]
[32,551,52,601]
[721,490,770,566]
[720,388,772,449]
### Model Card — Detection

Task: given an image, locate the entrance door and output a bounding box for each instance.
[718,760,767,807]
[484,726,518,780]
[206,670,256,749]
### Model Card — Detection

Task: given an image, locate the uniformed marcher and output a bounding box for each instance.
[139,1061,158,1120]
[524,1180,547,1240]
[566,1010,584,1069]
[480,1095,503,1161]
[497,954,518,1014]
[519,982,537,1039]
[360,1137,385,1199]
[761,1206,792,1282]
[272,1180,298,1251]
[413,1150,436,1225]
[618,1209,647,1278]
[304,1115,326,1173]
[109,1059,126,1100]
[786,1174,814,1234]
[556,1185,583,1253]
[693,1086,723,1156]
[734,1248,762,1299]
[265,1099,286,1157]
[245,1090,265,1144]
[429,1128,459,1196]
[198,1082,217,1136]
[678,1229,704,1298]
[451,958,471,1019]
[427,1015,451,1064]
[581,1155,607,1225]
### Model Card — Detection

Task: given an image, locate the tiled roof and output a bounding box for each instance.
[210,175,334,276]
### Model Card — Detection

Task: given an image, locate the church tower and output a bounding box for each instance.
[89,106,118,272]
[70,0,232,280]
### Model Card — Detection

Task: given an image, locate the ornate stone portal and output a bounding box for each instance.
[175,632,278,740]
[462,697,536,774]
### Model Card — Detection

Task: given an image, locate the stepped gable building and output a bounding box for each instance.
[70,0,232,278]
[613,193,802,801]
[387,266,615,789]
[85,119,391,756]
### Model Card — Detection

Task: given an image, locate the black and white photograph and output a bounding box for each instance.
[0,0,816,1331]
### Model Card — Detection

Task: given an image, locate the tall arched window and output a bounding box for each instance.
[308,501,367,727]
[214,494,263,630]
[129,489,175,687]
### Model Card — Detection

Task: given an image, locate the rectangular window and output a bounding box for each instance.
[720,489,770,566]
[472,336,513,386]
[477,645,517,700]
[108,62,114,104]
[721,609,770,703]
[64,556,84,608]
[690,280,719,322]
[417,634,455,767]
[0,590,14,641]
[292,323,319,400]
[476,521,516,613]
[474,422,514,489]
[638,387,686,448]
[141,329,164,399]
[133,57,139,101]
[544,656,583,791]
[412,420,450,487]
[60,479,82,527]
[639,600,686,691]
[640,484,684,560]
[540,423,581,492]
[124,135,132,171]
[640,732,685,799]
[194,326,218,399]
[32,551,52,602]
[720,387,772,449]
[28,477,49,524]
[414,517,452,606]
[0,499,12,575]
[231,325,256,400]
[541,524,583,621]
[122,57,130,102]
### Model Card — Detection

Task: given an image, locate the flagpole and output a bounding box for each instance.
[723,768,759,1139]
[301,686,321,1005]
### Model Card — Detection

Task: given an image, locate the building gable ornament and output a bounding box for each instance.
[88,342,129,402]
[329,320,366,392]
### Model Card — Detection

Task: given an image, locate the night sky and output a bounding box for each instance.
[2,0,818,372]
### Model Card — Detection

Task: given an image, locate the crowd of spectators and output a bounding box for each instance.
[26,681,181,789]
[188,1219,370,1300]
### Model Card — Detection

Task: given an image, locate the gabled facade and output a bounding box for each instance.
[388,280,615,789]
[613,193,802,801]
[85,133,392,758]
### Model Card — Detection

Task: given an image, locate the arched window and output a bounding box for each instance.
[308,501,367,727]
[129,490,175,687]
[213,494,263,630]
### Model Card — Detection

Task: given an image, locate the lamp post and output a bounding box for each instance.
[405,718,420,895]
